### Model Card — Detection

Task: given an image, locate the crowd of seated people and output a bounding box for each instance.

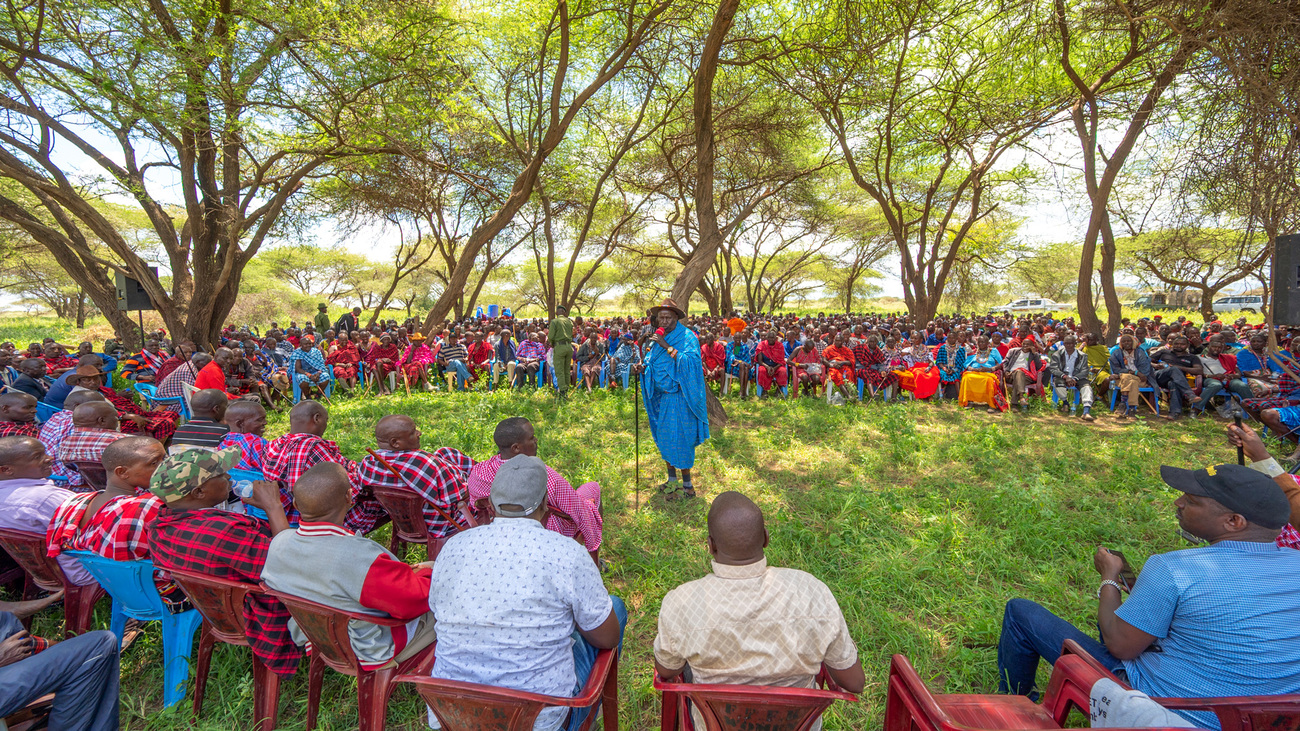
[1,358,1299,729]
[0,400,871,730]
[8,307,1289,430]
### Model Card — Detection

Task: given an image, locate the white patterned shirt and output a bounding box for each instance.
[426,517,613,731]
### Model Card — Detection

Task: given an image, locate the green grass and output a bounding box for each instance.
[19,388,1232,730]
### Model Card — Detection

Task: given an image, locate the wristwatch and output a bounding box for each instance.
[1097,579,1125,598]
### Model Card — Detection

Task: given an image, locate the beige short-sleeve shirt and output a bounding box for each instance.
[654,557,858,688]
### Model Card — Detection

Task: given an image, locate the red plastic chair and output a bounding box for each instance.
[472,497,587,547]
[884,650,1207,731]
[1054,639,1300,731]
[654,668,857,731]
[264,586,437,731]
[399,648,618,731]
[363,448,475,561]
[0,527,105,637]
[168,567,285,731]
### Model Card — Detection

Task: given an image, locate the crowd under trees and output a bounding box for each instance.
[0,0,1296,348]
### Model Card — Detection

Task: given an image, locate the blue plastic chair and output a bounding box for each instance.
[291,365,334,403]
[1109,383,1160,414]
[134,382,187,419]
[36,401,60,423]
[64,550,204,708]
[1050,383,1082,410]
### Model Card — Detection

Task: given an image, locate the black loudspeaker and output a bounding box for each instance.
[115,270,155,311]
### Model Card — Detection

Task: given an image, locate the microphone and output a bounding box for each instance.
[655,328,665,337]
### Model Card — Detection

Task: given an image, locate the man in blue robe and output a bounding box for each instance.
[638,299,709,499]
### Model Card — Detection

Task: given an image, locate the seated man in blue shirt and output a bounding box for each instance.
[997,462,1300,728]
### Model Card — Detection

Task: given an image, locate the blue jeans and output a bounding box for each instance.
[0,612,120,730]
[1198,377,1252,405]
[997,598,1123,698]
[446,359,471,390]
[566,596,628,730]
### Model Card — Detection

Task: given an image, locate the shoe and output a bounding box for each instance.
[1115,410,1128,420]
[1082,412,1095,422]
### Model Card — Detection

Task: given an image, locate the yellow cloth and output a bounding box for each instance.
[893,369,916,391]
[959,371,1001,407]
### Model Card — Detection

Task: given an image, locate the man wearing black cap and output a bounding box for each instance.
[996,459,1300,727]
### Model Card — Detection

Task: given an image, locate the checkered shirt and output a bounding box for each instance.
[0,420,41,439]
[59,427,128,464]
[148,507,302,675]
[262,432,375,530]
[357,448,474,538]
[516,340,545,360]
[47,490,163,561]
[38,411,81,486]
[219,432,268,472]
[1278,523,1300,550]
[466,454,603,550]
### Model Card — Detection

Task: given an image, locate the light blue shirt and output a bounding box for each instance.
[426,517,612,731]
[1116,540,1300,728]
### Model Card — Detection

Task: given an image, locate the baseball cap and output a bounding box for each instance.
[490,455,548,518]
[1159,463,1291,529]
[149,447,241,503]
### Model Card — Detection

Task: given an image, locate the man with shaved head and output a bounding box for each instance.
[262,462,437,673]
[467,417,603,563]
[0,436,94,585]
[0,392,40,439]
[218,400,269,473]
[193,346,236,396]
[262,400,384,530]
[58,401,126,465]
[169,389,231,453]
[37,390,106,487]
[655,491,864,730]
[356,415,474,548]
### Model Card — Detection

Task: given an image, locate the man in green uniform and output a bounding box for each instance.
[548,305,574,396]
[313,303,331,333]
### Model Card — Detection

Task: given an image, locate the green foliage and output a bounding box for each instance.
[15,389,1236,729]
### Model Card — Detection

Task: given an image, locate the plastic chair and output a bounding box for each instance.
[229,468,273,522]
[1109,385,1160,415]
[264,588,437,731]
[655,667,855,731]
[134,381,185,416]
[71,461,109,491]
[369,483,459,562]
[1049,384,1081,410]
[400,648,619,731]
[168,567,286,731]
[2,694,54,731]
[291,366,334,403]
[0,527,106,636]
[35,401,59,424]
[64,551,204,708]
[1055,639,1300,731]
[884,650,1201,731]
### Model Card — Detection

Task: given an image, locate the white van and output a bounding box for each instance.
[990,297,1068,313]
[1212,295,1264,313]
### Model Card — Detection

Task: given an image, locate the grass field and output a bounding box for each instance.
[16,385,1241,730]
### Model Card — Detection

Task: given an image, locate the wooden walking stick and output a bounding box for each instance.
[634,367,640,512]
[402,369,412,397]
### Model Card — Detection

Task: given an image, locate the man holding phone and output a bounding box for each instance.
[996,461,1300,728]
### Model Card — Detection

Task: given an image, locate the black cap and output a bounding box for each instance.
[1159,464,1291,530]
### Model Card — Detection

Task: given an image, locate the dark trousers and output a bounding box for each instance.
[0,611,120,730]
[997,598,1123,699]
[1153,368,1195,415]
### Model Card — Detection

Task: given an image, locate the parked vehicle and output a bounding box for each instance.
[1212,294,1264,313]
[1131,290,1200,310]
[989,297,1069,313]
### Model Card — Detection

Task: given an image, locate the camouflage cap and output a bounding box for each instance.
[149,447,241,503]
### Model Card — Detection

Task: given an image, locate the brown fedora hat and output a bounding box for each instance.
[647,298,687,320]
[72,364,107,380]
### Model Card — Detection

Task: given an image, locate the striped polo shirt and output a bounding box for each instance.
[1116,540,1300,728]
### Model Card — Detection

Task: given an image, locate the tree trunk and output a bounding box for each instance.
[668,0,739,310]
[75,289,86,329]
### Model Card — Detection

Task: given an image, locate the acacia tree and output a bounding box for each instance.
[783,0,1064,323]
[416,0,676,333]
[0,0,460,347]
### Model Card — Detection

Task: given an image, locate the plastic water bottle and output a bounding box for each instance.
[232,479,255,500]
